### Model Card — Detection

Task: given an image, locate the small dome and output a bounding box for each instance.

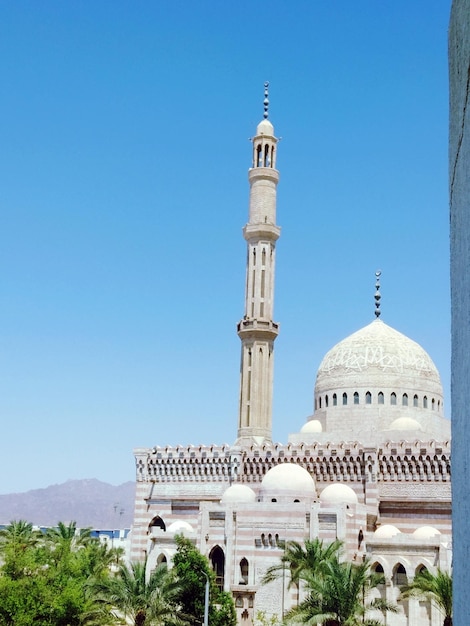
[221,484,256,504]
[260,463,315,501]
[413,526,441,539]
[320,483,358,505]
[301,419,323,434]
[388,417,422,431]
[167,520,194,535]
[256,119,274,136]
[374,524,401,538]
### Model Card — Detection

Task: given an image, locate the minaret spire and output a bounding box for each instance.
[374,270,382,318]
[236,85,280,445]
[263,81,269,119]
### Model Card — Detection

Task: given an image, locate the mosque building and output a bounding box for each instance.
[130,85,451,626]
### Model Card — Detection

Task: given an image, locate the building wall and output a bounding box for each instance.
[130,439,451,626]
[449,1,470,624]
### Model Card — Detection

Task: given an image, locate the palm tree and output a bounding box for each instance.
[286,556,397,626]
[0,519,39,549]
[400,568,452,626]
[92,559,187,626]
[0,519,41,579]
[45,520,93,550]
[262,538,343,588]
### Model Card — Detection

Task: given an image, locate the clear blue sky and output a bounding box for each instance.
[0,1,451,493]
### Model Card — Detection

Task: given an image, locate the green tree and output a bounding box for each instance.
[262,538,343,588]
[0,520,41,580]
[400,568,452,626]
[45,521,92,557]
[253,611,281,626]
[0,520,117,626]
[286,556,397,626]
[172,535,236,626]
[92,559,185,626]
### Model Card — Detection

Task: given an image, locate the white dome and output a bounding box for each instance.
[221,484,256,504]
[413,526,441,539]
[259,463,315,501]
[320,483,358,505]
[301,419,323,433]
[315,319,443,437]
[374,524,401,538]
[256,119,274,136]
[167,520,194,535]
[388,417,422,431]
[317,320,441,388]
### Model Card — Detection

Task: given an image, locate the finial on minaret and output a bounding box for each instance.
[374,270,382,318]
[263,82,269,119]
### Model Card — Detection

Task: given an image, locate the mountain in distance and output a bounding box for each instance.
[0,479,136,529]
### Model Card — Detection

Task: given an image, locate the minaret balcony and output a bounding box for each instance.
[237,318,280,340]
[248,167,279,184]
[243,223,281,242]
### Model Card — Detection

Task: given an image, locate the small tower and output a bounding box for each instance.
[236,83,280,445]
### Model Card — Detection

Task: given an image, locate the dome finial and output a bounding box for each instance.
[263,82,269,119]
[374,270,382,318]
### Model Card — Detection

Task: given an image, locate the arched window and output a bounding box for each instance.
[240,559,249,584]
[210,546,225,591]
[432,398,435,410]
[423,396,428,408]
[157,554,167,565]
[378,392,384,404]
[325,395,329,407]
[319,397,322,409]
[342,393,348,405]
[402,393,408,406]
[264,144,270,167]
[353,392,359,405]
[333,393,337,406]
[413,394,419,407]
[373,563,386,593]
[149,516,166,532]
[392,563,407,586]
[365,391,372,404]
[390,392,397,405]
[256,145,262,167]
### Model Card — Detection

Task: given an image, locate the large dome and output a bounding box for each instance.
[317,320,440,383]
[314,319,443,417]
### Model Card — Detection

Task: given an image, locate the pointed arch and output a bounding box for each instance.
[239,558,249,584]
[149,516,166,532]
[209,545,225,591]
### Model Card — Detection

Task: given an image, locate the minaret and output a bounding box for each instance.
[236,83,280,445]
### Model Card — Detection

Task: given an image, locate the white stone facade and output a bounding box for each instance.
[130,92,452,626]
